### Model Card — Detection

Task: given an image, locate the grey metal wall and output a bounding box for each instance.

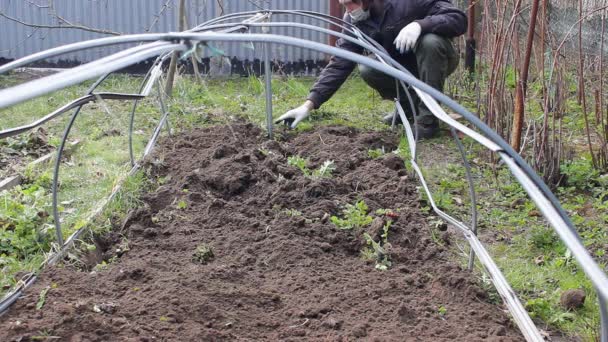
[0,0,331,64]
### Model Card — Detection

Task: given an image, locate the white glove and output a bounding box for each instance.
[275,101,314,129]
[394,22,422,54]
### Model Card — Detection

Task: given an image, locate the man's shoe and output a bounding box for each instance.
[413,122,439,140]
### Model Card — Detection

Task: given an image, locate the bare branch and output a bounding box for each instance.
[47,0,121,35]
[0,11,121,36]
[24,0,50,9]
[146,0,174,33]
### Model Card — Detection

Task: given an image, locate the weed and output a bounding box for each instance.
[438,305,448,317]
[367,148,385,159]
[192,243,214,264]
[36,286,50,310]
[330,201,373,231]
[313,160,337,178]
[361,219,393,270]
[282,209,302,217]
[176,200,188,210]
[287,155,336,179]
[287,155,310,176]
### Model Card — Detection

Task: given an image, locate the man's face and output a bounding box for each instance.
[341,1,362,14]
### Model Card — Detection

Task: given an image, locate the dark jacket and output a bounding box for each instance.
[307,0,467,109]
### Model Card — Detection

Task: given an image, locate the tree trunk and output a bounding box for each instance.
[511,0,541,152]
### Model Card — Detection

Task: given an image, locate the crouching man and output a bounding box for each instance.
[276,0,466,139]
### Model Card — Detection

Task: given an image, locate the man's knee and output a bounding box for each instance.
[358,63,380,83]
[415,34,458,77]
[416,34,448,56]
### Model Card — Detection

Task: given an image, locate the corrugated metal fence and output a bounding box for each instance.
[0,0,331,64]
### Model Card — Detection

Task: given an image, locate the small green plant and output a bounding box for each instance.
[330,201,373,231]
[362,236,392,271]
[438,306,448,317]
[94,260,110,272]
[361,220,393,271]
[192,243,214,264]
[288,155,309,175]
[312,160,336,178]
[282,208,302,217]
[176,200,188,210]
[288,155,336,179]
[367,148,385,159]
[36,286,50,310]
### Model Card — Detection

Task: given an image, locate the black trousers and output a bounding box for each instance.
[358,33,459,125]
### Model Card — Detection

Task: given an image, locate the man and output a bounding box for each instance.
[276,0,466,139]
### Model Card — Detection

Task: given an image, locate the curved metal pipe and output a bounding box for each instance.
[0,37,169,75]
[0,92,140,139]
[0,43,186,109]
[0,20,604,340]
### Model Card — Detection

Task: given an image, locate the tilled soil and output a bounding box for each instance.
[0,124,523,341]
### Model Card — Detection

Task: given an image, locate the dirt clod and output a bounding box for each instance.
[0,124,524,341]
[560,289,586,310]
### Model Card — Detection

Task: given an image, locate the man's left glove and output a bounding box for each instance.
[394,22,422,54]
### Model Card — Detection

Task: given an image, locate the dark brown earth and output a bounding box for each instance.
[0,124,523,341]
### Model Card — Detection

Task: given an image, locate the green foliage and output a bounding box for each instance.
[36,286,50,310]
[282,208,302,217]
[561,159,599,191]
[192,243,214,264]
[313,160,337,178]
[529,226,564,253]
[287,155,336,179]
[330,201,373,231]
[367,148,385,159]
[0,183,52,260]
[361,220,393,271]
[288,155,311,176]
[176,200,188,210]
[525,297,553,320]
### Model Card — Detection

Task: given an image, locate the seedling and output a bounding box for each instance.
[36,286,50,310]
[176,200,188,210]
[312,160,336,178]
[361,220,393,270]
[330,201,373,231]
[288,155,309,176]
[367,148,385,159]
[282,208,302,217]
[361,233,392,271]
[192,243,214,264]
[288,155,336,179]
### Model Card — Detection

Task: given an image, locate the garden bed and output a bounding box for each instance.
[0,123,523,341]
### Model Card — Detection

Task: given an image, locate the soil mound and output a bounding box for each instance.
[0,123,523,341]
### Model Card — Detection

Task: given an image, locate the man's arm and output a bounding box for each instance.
[306,14,364,109]
[415,0,467,38]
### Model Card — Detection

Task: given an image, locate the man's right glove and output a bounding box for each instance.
[394,22,422,54]
[275,101,314,129]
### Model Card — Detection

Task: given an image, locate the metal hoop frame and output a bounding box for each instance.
[0,10,605,342]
